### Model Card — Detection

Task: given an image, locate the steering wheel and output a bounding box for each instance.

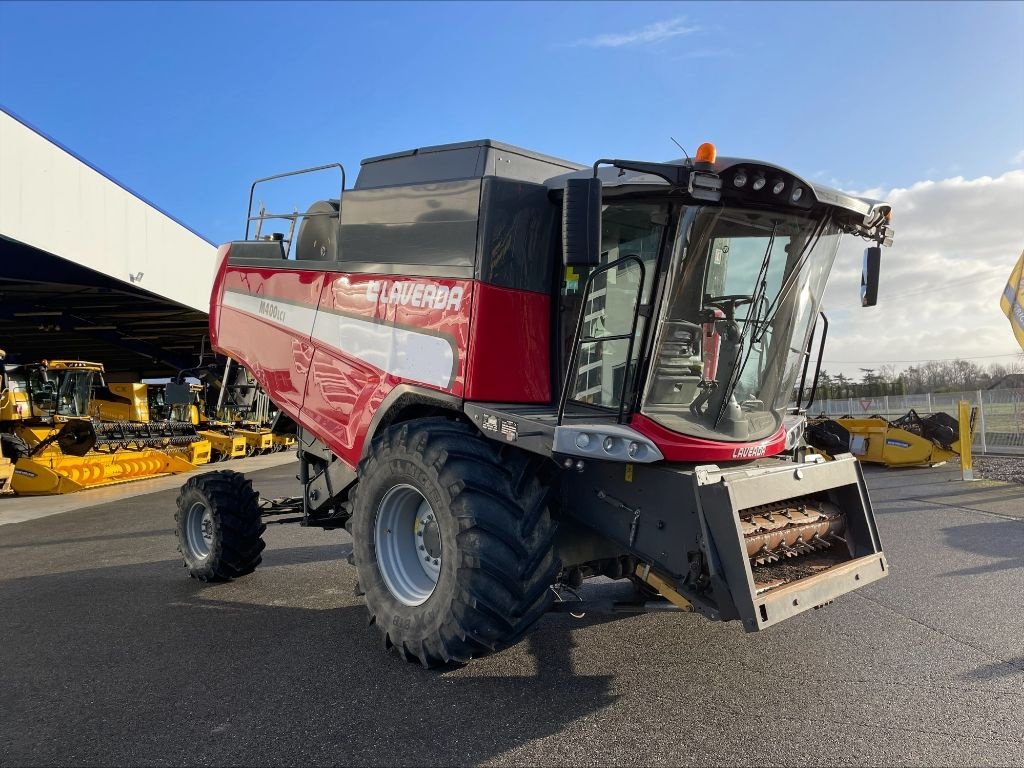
[704,294,754,322]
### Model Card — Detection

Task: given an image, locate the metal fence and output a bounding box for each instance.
[808,389,1024,455]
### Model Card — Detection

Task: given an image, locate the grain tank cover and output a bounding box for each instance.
[355,139,583,189]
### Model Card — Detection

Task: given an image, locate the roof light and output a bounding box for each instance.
[791,187,803,202]
[772,179,785,195]
[752,176,766,191]
[695,142,717,164]
[733,171,748,188]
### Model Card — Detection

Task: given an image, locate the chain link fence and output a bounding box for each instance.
[808,389,1024,455]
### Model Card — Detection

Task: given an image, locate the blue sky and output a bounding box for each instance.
[2,1,1022,246]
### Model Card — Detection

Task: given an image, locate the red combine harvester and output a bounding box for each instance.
[175,140,895,667]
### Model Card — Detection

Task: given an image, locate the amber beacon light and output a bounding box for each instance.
[695,142,717,164]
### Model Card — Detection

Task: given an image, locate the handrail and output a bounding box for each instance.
[244,163,346,241]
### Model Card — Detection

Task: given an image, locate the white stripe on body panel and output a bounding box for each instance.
[222,289,455,389]
[311,310,455,389]
[222,290,318,337]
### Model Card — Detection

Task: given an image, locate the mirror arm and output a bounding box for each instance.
[593,159,688,186]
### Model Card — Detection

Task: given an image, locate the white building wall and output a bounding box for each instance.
[0,109,217,313]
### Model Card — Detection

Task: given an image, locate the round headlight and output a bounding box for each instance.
[733,171,747,188]
[627,441,640,458]
[603,436,616,453]
[752,176,766,191]
[772,180,785,195]
[575,433,591,449]
[791,187,803,202]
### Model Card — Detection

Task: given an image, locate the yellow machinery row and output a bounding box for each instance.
[1,354,295,496]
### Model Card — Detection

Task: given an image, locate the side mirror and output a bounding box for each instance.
[562,177,602,267]
[164,381,194,406]
[861,246,881,307]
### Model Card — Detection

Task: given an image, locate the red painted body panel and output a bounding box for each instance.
[629,412,787,462]
[464,283,551,402]
[213,265,324,420]
[211,249,778,468]
[302,272,473,466]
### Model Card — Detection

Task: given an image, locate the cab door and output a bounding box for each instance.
[558,202,667,416]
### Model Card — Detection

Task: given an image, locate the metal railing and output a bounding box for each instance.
[809,389,1024,455]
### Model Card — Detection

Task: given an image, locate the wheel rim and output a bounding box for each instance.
[185,501,215,560]
[374,484,441,606]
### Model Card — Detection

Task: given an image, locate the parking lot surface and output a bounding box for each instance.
[1,462,1022,766]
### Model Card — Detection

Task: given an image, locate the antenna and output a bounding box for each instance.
[670,136,691,162]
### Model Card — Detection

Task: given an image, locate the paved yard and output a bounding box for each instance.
[1,461,1022,766]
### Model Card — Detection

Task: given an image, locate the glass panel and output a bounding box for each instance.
[55,372,93,417]
[563,203,665,411]
[642,207,842,442]
[569,258,644,408]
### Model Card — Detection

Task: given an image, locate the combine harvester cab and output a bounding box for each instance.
[183,139,896,665]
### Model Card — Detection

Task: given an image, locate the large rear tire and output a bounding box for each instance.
[175,470,265,582]
[348,418,559,668]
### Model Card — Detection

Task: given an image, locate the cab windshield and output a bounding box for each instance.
[641,206,841,442]
[57,371,93,417]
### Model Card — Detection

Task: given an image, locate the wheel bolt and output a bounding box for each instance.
[424,556,431,562]
[419,545,425,551]
[432,560,439,566]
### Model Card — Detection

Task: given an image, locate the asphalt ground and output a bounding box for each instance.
[1,461,1022,767]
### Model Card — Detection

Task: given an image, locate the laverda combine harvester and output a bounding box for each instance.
[176,140,895,667]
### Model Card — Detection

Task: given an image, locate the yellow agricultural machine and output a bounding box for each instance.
[807,407,977,468]
[89,380,213,466]
[148,382,248,461]
[161,361,298,458]
[0,354,201,495]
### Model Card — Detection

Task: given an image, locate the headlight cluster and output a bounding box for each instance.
[555,426,664,464]
[573,432,641,458]
[729,166,812,208]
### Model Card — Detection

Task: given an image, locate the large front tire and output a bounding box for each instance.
[348,418,559,668]
[175,470,266,581]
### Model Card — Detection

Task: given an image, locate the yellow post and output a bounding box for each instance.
[958,400,974,481]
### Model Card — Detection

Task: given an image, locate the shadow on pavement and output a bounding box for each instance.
[961,656,1024,684]
[0,552,623,766]
[940,519,1024,577]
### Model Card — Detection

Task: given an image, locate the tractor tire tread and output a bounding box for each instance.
[174,470,265,582]
[349,418,559,668]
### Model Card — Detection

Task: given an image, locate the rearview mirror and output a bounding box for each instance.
[562,177,602,267]
[165,381,194,406]
[861,246,881,307]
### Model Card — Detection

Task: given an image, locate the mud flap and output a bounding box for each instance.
[693,455,887,631]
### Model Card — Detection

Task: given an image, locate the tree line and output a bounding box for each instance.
[811,356,1024,400]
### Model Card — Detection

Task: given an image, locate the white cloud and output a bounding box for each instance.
[1012,149,1024,165]
[574,17,701,48]
[820,170,1024,379]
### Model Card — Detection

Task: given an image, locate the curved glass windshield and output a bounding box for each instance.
[55,371,93,417]
[641,206,841,442]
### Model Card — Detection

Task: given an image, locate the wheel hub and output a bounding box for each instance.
[185,502,214,560]
[420,518,441,559]
[375,485,441,606]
